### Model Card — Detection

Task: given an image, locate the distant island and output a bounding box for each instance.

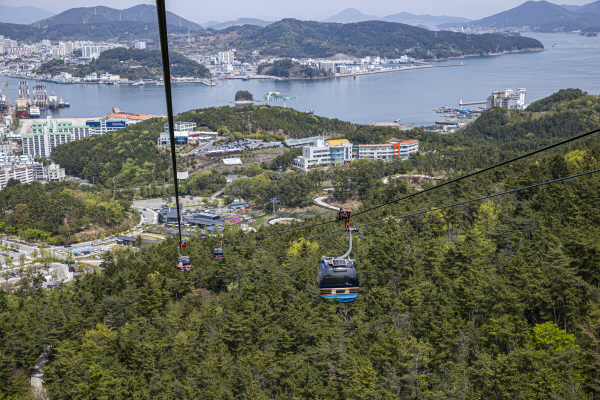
[36,48,211,80]
[257,59,332,78]
[231,19,544,60]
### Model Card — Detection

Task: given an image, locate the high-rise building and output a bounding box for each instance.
[134,41,146,50]
[22,116,92,158]
[0,155,45,189]
[487,88,526,110]
[218,51,235,64]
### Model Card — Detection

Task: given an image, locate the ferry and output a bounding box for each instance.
[29,106,41,118]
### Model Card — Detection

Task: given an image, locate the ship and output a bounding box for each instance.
[15,98,29,119]
[156,81,165,86]
[29,105,41,118]
[32,81,48,109]
[49,92,59,109]
[201,79,217,86]
[64,100,70,107]
[59,98,65,108]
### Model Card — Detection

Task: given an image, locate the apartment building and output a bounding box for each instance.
[22,116,92,157]
[48,163,66,181]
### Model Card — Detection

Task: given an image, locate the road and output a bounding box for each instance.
[314,196,339,211]
[382,174,441,185]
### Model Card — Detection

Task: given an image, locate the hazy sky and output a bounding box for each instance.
[0,0,594,22]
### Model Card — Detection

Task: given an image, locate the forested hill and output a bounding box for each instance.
[4,90,600,398]
[0,21,192,42]
[33,4,202,30]
[230,19,543,59]
[36,47,211,80]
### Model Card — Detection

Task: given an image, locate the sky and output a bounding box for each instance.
[0,0,594,22]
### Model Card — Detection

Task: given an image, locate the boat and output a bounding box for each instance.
[64,100,70,108]
[242,75,250,81]
[29,105,41,118]
[201,79,217,86]
[228,77,236,80]
[48,92,59,109]
[304,110,314,115]
[132,80,145,86]
[58,98,65,108]
[393,119,400,123]
[15,98,29,119]
[156,81,165,86]
[106,81,116,85]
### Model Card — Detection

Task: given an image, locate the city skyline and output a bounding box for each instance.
[0,0,595,23]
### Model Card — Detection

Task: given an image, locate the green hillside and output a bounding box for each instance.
[231,19,543,59]
[0,20,192,42]
[34,4,202,31]
[3,90,600,398]
[36,47,211,80]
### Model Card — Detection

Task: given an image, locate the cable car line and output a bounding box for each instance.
[225,167,600,249]
[259,127,600,239]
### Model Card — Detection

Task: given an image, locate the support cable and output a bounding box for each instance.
[156,0,183,246]
[225,168,600,249]
[259,127,600,238]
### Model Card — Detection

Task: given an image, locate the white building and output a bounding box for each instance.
[134,41,146,50]
[292,139,353,170]
[164,122,197,133]
[86,118,130,135]
[218,51,235,64]
[22,116,92,158]
[0,155,45,189]
[47,162,65,181]
[486,88,526,110]
[358,140,419,160]
[319,61,335,73]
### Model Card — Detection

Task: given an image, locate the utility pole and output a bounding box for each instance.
[270,197,280,215]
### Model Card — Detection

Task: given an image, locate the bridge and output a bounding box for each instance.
[263,92,297,108]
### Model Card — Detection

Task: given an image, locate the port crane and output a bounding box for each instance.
[263,92,297,108]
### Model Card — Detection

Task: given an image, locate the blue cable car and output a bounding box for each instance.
[214,238,224,260]
[316,227,359,302]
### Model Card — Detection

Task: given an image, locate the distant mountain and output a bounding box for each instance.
[380,12,469,28]
[572,0,600,14]
[439,0,598,31]
[34,4,202,30]
[321,8,379,23]
[205,18,274,30]
[560,4,583,11]
[0,5,54,25]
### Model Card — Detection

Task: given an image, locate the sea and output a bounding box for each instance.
[3,33,600,127]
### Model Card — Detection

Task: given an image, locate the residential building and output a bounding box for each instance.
[134,41,146,50]
[319,61,335,73]
[47,162,66,181]
[0,155,46,189]
[218,51,235,64]
[0,141,15,156]
[85,118,129,135]
[486,88,526,110]
[0,164,35,190]
[22,116,92,157]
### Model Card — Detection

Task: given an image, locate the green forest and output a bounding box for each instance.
[4,90,600,398]
[0,181,137,244]
[230,19,543,59]
[257,59,332,78]
[36,48,211,80]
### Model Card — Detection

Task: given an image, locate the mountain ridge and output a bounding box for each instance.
[34,4,202,31]
[0,5,54,25]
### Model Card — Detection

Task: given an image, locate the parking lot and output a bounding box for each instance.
[201,139,281,156]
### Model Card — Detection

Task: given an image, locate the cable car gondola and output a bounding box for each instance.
[177,256,191,272]
[200,231,206,239]
[316,210,359,302]
[180,239,187,248]
[214,238,224,260]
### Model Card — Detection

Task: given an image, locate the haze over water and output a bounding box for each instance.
[4,33,600,127]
